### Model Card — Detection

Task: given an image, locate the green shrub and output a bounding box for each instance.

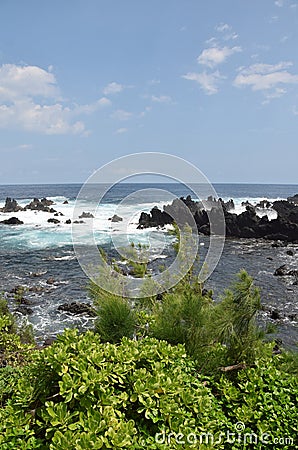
[0,298,35,367]
[214,351,297,449]
[0,329,229,449]
[94,295,136,343]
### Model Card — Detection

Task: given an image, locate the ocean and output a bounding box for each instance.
[0,183,297,347]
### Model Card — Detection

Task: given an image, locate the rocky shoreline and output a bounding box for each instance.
[138,194,298,243]
[0,193,297,346]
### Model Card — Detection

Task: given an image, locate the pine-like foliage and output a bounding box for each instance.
[210,270,263,365]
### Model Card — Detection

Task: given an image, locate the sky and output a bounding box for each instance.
[0,0,298,184]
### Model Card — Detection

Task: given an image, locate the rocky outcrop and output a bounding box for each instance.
[287,194,298,205]
[58,302,97,316]
[109,214,123,222]
[138,195,298,242]
[47,218,60,224]
[0,197,23,213]
[138,207,173,229]
[256,199,272,209]
[0,217,24,225]
[79,212,94,219]
[25,198,56,213]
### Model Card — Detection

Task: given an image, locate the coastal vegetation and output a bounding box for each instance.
[0,226,297,448]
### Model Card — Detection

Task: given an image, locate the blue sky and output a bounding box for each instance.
[0,0,297,184]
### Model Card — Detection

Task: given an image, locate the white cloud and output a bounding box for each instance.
[234,62,298,100]
[182,71,224,95]
[234,62,298,89]
[0,64,110,135]
[293,106,298,115]
[0,98,85,135]
[115,127,128,134]
[197,46,242,68]
[111,109,132,120]
[151,95,173,103]
[103,82,124,95]
[275,0,284,7]
[0,64,59,101]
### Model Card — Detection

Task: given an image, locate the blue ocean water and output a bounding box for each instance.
[0,182,297,203]
[0,183,297,346]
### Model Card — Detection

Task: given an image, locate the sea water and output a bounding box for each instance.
[0,183,297,346]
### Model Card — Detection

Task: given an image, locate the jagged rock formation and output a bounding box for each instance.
[138,195,298,242]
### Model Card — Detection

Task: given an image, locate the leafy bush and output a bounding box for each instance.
[0,329,296,449]
[0,329,229,449]
[214,351,297,449]
[0,298,35,367]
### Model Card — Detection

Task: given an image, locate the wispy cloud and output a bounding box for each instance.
[269,15,279,23]
[151,95,173,103]
[74,97,111,114]
[280,35,289,43]
[234,61,298,100]
[17,143,33,150]
[197,45,242,68]
[275,0,284,7]
[215,23,231,33]
[115,127,128,134]
[111,109,132,120]
[139,106,151,117]
[148,79,161,86]
[215,23,238,41]
[182,71,224,95]
[103,82,124,95]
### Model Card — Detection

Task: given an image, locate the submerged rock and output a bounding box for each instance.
[274,265,288,276]
[16,305,33,315]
